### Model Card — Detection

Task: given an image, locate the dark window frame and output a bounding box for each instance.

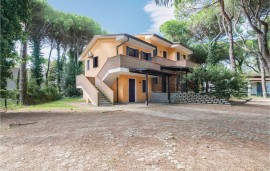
[93,56,98,68]
[163,51,167,58]
[126,46,139,58]
[142,80,146,93]
[153,48,158,56]
[183,55,186,60]
[177,52,180,61]
[141,51,152,61]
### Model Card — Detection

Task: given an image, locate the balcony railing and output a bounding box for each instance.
[152,56,197,68]
[98,54,160,80]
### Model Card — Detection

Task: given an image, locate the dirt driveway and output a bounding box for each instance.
[0,101,269,170]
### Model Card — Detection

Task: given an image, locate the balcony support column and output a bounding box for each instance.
[145,73,148,106]
[168,76,171,103]
[116,77,119,103]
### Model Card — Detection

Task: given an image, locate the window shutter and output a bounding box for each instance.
[126,46,129,56]
[93,56,98,68]
[135,49,139,58]
[153,48,157,56]
[163,51,167,58]
[177,52,180,61]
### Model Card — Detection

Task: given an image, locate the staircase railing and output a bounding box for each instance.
[76,74,99,106]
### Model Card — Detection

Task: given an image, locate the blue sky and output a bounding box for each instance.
[47,0,175,34]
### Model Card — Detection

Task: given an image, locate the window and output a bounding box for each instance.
[87,59,90,70]
[142,80,146,93]
[152,77,158,84]
[177,52,180,61]
[162,76,166,92]
[183,55,186,60]
[93,56,98,68]
[141,51,152,61]
[126,46,139,58]
[153,48,158,56]
[163,51,167,58]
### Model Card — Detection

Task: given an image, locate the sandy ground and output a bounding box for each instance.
[0,100,269,171]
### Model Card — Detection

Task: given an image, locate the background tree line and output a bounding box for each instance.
[1,0,105,104]
[156,0,269,98]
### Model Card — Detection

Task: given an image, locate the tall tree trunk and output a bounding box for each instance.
[219,0,237,72]
[241,0,270,72]
[19,39,28,104]
[259,35,270,73]
[45,44,53,86]
[56,42,61,92]
[257,35,267,98]
[227,26,237,71]
[258,57,267,98]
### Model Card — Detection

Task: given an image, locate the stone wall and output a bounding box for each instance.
[150,92,231,105]
[171,92,231,105]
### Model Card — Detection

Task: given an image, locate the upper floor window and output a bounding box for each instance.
[153,48,158,56]
[141,51,152,61]
[163,51,167,58]
[183,55,186,60]
[142,80,146,93]
[126,46,139,58]
[177,52,180,61]
[87,59,90,70]
[93,56,98,68]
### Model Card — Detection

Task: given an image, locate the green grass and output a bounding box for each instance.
[0,99,23,110]
[27,97,84,110]
[0,97,84,111]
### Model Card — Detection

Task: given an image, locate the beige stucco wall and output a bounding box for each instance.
[83,38,124,77]
[110,75,152,103]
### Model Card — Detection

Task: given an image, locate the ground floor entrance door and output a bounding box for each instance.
[129,79,135,102]
[257,82,262,96]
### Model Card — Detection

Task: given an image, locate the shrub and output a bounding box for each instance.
[26,79,62,104]
[183,65,247,99]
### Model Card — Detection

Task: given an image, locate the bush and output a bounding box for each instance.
[26,79,62,105]
[183,65,247,99]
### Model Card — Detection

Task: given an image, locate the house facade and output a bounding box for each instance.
[76,33,197,106]
[247,74,270,96]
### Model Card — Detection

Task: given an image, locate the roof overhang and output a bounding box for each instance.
[120,35,156,51]
[171,44,193,55]
[145,35,172,47]
[138,34,193,54]
[79,35,116,61]
[79,34,156,61]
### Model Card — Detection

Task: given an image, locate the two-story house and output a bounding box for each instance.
[76,33,197,106]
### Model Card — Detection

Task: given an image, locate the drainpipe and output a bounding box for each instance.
[116,36,129,55]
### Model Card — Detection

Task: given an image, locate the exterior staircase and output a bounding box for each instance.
[97,88,112,106]
[76,74,112,106]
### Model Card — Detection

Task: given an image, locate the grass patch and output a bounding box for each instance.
[0,99,22,110]
[26,97,84,110]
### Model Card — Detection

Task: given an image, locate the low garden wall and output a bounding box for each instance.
[150,92,230,105]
